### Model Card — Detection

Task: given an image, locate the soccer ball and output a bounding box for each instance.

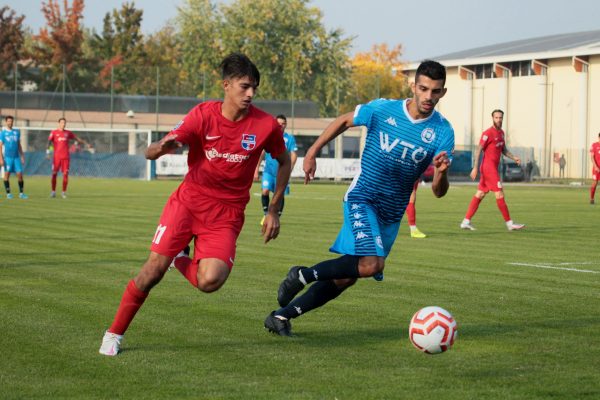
[408,306,457,354]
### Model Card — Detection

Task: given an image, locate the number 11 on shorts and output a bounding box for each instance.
[152,224,167,244]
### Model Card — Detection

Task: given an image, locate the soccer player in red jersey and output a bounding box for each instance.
[99,53,291,356]
[47,117,89,198]
[590,132,600,205]
[460,109,524,231]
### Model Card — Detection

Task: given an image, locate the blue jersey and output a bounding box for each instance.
[263,132,297,176]
[0,128,21,158]
[348,98,454,223]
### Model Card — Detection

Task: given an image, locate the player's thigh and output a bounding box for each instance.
[150,194,195,258]
[193,203,244,269]
[62,159,70,174]
[330,201,393,257]
[261,172,276,192]
[197,258,231,292]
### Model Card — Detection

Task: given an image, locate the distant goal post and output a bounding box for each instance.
[16,126,153,181]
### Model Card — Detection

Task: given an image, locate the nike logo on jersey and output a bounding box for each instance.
[206,135,221,140]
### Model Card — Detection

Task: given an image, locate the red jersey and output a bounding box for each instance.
[48,130,76,160]
[590,142,600,168]
[171,101,285,207]
[479,126,505,169]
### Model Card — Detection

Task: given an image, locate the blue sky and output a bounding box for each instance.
[5,0,599,61]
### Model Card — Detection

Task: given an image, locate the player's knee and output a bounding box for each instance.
[358,258,384,277]
[197,275,226,293]
[333,277,357,289]
[136,255,170,291]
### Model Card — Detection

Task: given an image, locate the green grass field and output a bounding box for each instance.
[1,177,599,399]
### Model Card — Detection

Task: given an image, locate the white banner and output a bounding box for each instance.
[155,154,361,179]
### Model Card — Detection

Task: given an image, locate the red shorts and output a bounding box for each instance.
[478,167,502,193]
[53,158,70,174]
[150,186,245,268]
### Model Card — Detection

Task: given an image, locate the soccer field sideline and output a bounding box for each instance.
[0,177,599,399]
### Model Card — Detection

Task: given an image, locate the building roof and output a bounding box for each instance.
[407,29,600,70]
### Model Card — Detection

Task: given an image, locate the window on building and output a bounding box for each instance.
[343,136,361,158]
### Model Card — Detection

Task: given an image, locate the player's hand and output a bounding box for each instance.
[469,167,478,181]
[160,134,182,153]
[514,157,521,166]
[261,210,280,243]
[433,151,450,173]
[303,154,317,184]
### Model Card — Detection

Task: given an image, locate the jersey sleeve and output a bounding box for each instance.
[263,119,286,159]
[352,98,386,128]
[169,106,203,146]
[68,131,76,141]
[48,131,54,142]
[435,126,455,163]
[0,131,4,143]
[478,130,490,149]
[287,134,298,152]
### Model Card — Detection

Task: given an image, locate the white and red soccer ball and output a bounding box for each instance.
[409,306,457,354]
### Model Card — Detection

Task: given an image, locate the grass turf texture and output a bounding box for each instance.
[1,177,599,399]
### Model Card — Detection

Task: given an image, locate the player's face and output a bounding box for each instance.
[223,76,257,111]
[58,120,66,130]
[410,75,446,117]
[277,118,287,131]
[492,112,503,129]
[5,118,13,129]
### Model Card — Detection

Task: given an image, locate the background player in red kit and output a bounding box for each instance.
[590,132,600,205]
[460,109,524,231]
[99,53,291,356]
[47,117,89,198]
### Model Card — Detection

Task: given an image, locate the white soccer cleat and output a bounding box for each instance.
[507,221,525,231]
[61,192,67,199]
[99,331,123,356]
[460,220,476,231]
[50,191,56,198]
[169,245,190,270]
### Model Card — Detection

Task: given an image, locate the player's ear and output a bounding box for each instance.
[440,87,448,98]
[410,81,416,95]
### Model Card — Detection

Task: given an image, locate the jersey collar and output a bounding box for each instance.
[403,99,435,124]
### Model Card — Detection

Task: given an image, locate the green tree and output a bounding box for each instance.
[144,26,184,96]
[32,0,85,91]
[220,0,352,116]
[343,43,409,111]
[176,0,223,98]
[0,6,26,90]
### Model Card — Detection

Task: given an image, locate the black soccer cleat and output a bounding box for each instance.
[277,266,306,307]
[264,312,292,336]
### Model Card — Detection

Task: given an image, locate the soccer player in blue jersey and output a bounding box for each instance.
[255,114,298,225]
[0,116,28,199]
[264,60,454,336]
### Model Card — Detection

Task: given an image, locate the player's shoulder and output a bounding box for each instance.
[432,110,454,133]
[366,97,402,111]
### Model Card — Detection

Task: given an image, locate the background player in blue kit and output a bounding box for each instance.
[255,114,298,225]
[0,116,28,199]
[264,60,454,336]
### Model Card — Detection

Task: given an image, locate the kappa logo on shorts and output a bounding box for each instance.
[376,236,383,249]
[241,134,256,150]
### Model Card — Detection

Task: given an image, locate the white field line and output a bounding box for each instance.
[508,262,599,274]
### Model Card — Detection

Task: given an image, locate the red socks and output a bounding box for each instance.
[591,183,597,200]
[496,197,511,222]
[108,280,149,335]
[51,174,57,191]
[174,256,198,288]
[62,174,68,192]
[406,202,416,226]
[465,196,482,220]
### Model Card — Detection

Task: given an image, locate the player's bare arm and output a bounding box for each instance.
[304,111,355,183]
[262,150,292,243]
[254,150,266,181]
[145,134,182,160]
[19,142,25,163]
[503,148,520,165]
[431,151,450,198]
[0,142,4,166]
[470,145,483,180]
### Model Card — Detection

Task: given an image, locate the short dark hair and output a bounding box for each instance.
[220,53,260,86]
[415,60,446,84]
[276,114,287,121]
[491,109,504,116]
[5,115,13,121]
[58,117,66,123]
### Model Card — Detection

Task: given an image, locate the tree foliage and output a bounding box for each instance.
[0,6,26,90]
[344,43,409,112]
[33,0,85,90]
